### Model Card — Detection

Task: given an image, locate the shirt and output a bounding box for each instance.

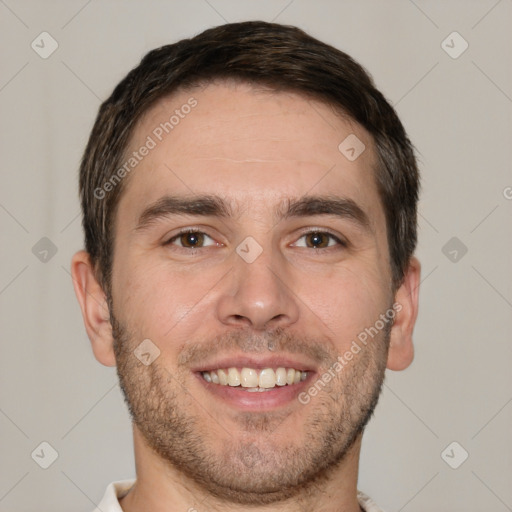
[92,479,386,512]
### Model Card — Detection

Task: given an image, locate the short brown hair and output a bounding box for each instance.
[79,20,419,293]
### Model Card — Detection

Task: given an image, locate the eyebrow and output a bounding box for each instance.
[135,194,371,233]
[279,195,371,232]
[135,195,233,231]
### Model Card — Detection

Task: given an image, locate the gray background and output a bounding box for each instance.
[1,0,511,510]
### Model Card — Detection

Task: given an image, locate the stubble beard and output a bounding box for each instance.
[111,311,390,505]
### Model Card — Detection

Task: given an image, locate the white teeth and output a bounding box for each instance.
[259,368,276,388]
[275,367,287,386]
[201,367,308,389]
[217,369,228,385]
[228,367,241,386]
[241,368,258,387]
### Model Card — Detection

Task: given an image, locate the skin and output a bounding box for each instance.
[71,81,420,512]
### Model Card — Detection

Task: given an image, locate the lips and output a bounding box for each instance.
[191,354,316,410]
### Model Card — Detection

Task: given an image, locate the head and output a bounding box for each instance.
[72,21,420,505]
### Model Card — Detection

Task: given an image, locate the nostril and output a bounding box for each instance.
[227,314,252,327]
[266,314,286,329]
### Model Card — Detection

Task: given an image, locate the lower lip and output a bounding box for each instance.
[194,372,314,411]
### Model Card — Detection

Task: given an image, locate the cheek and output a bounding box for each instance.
[292,261,390,348]
[112,255,221,340]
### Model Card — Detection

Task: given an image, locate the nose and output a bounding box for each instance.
[215,246,300,331]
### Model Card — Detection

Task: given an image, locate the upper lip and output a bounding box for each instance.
[190,354,318,373]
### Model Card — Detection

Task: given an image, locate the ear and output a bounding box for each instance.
[70,250,116,367]
[386,257,421,371]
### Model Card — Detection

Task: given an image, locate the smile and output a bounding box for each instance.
[201,367,308,391]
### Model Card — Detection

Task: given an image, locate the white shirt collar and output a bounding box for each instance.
[91,480,134,512]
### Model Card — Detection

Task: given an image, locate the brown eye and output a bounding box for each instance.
[292,231,345,250]
[166,231,217,249]
[305,232,331,248]
[179,232,205,248]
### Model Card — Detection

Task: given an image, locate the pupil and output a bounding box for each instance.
[309,233,325,248]
[183,232,202,247]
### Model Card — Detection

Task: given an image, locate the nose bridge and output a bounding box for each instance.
[216,236,299,330]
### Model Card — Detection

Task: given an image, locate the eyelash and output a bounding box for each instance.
[294,229,347,249]
[164,228,218,249]
[163,228,347,251]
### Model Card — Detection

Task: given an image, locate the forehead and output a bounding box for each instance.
[119,81,384,229]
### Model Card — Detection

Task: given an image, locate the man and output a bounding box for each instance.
[71,20,420,512]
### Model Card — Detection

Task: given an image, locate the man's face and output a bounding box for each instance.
[109,81,395,503]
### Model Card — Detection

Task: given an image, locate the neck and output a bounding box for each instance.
[119,425,363,512]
